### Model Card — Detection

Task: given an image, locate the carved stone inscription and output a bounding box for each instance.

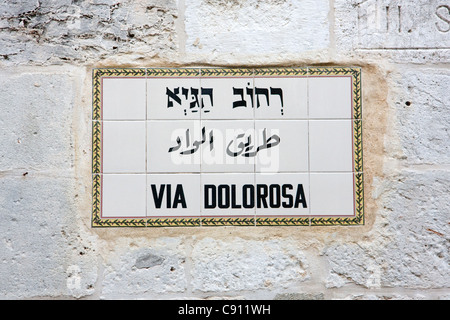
[357,0,450,49]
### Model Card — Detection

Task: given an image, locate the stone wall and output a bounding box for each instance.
[0,0,449,299]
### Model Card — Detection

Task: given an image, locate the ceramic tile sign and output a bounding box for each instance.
[92,67,364,227]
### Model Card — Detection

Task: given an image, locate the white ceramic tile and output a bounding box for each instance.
[308,76,353,119]
[102,78,147,120]
[201,173,255,218]
[147,120,201,173]
[309,120,354,172]
[200,77,254,119]
[101,174,147,218]
[200,120,255,173]
[254,77,308,119]
[255,120,309,173]
[255,173,309,217]
[147,174,201,217]
[147,77,201,120]
[102,121,146,173]
[309,173,355,217]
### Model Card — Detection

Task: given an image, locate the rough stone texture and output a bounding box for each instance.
[274,292,324,300]
[100,238,187,299]
[393,68,450,165]
[184,0,330,56]
[0,0,449,300]
[334,0,450,64]
[191,238,309,293]
[0,0,179,65]
[338,0,450,50]
[325,170,450,290]
[0,70,97,299]
[0,71,74,171]
[0,174,98,299]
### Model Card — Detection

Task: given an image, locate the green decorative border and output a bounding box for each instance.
[146,218,201,227]
[307,66,364,227]
[252,67,363,226]
[201,217,255,227]
[201,68,253,77]
[256,217,310,226]
[92,67,364,227]
[310,173,364,226]
[308,66,362,120]
[92,68,146,121]
[147,68,199,77]
[92,120,102,174]
[255,67,308,77]
[92,69,147,228]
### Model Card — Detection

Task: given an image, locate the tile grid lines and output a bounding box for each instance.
[306,66,311,226]
[199,68,257,226]
[92,67,363,227]
[199,68,202,227]
[145,68,148,227]
[253,70,256,226]
[308,67,363,226]
[255,68,309,226]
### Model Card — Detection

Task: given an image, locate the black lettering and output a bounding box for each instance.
[218,185,230,209]
[242,184,255,208]
[270,87,284,107]
[231,185,241,209]
[166,87,181,108]
[189,87,200,109]
[294,184,307,208]
[282,184,293,208]
[204,185,216,208]
[173,184,187,208]
[257,184,268,208]
[201,87,214,107]
[151,184,165,209]
[232,87,246,108]
[269,184,281,208]
[166,184,171,208]
[255,87,269,108]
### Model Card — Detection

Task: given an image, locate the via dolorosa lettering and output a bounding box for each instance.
[204,184,307,209]
[151,184,187,208]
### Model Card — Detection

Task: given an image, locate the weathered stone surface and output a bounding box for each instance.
[184,0,329,56]
[0,175,97,299]
[0,71,75,171]
[191,238,309,292]
[334,0,450,64]
[325,169,450,290]
[335,0,450,49]
[0,0,448,301]
[0,0,178,65]
[274,292,324,300]
[134,252,165,269]
[100,238,187,298]
[392,68,450,165]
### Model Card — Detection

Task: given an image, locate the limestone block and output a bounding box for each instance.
[0,0,41,17]
[101,238,187,298]
[341,293,429,300]
[392,68,450,164]
[0,175,97,299]
[325,170,450,289]
[0,71,74,171]
[191,238,309,292]
[273,292,324,300]
[334,0,450,64]
[335,0,450,50]
[0,0,179,64]
[184,0,329,55]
